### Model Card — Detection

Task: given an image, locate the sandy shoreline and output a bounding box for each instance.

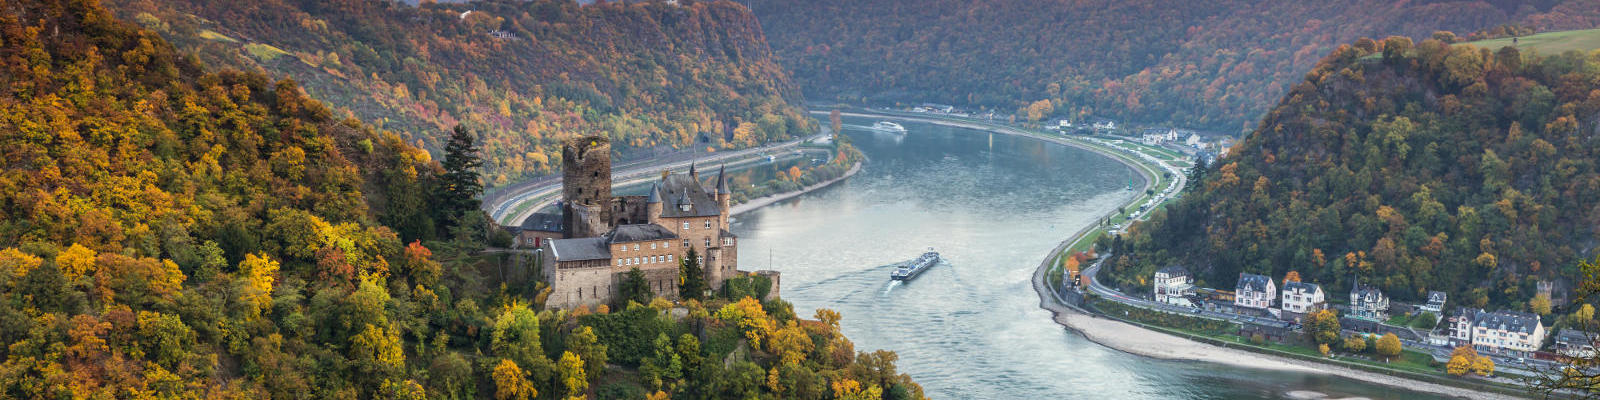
[843,109,1522,400]
[731,161,862,216]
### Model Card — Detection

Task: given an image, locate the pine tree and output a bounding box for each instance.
[439,125,484,227]
[679,247,707,301]
[620,268,653,306]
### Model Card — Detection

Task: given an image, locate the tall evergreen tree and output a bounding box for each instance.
[438,125,484,227]
[619,267,653,306]
[679,247,707,300]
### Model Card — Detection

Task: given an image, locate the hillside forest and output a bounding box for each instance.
[1105,35,1600,312]
[106,0,815,189]
[741,0,1600,133]
[0,1,919,399]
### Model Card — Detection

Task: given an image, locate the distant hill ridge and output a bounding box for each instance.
[740,0,1600,133]
[1107,35,1600,310]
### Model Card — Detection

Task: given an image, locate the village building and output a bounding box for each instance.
[1152,266,1195,306]
[1468,310,1546,357]
[1449,307,1481,347]
[1420,291,1447,314]
[1555,329,1596,358]
[1349,282,1389,321]
[1280,281,1326,318]
[1234,273,1276,310]
[538,136,748,310]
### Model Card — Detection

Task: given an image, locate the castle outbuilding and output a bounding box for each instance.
[539,136,741,309]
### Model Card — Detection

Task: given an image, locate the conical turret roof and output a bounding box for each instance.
[716,164,729,194]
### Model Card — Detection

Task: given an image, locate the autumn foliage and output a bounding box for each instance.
[1112,35,1600,309]
[109,0,815,187]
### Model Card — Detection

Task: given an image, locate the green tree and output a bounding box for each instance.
[491,304,554,385]
[679,247,707,301]
[439,125,484,228]
[640,333,682,390]
[565,326,608,383]
[619,268,652,306]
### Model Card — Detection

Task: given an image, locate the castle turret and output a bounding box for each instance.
[646,182,663,225]
[562,136,612,238]
[716,164,731,228]
[689,161,699,182]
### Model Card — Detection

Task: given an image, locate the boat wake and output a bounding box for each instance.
[881,280,902,296]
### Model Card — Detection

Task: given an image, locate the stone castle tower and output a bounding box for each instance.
[563,136,612,238]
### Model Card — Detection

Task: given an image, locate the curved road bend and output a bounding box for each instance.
[489,133,830,226]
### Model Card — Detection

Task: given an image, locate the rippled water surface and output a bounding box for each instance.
[729,118,1454,399]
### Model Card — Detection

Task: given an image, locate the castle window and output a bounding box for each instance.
[705,220,712,229]
[651,242,657,249]
[704,238,711,247]
[667,255,674,262]
[683,239,690,247]
[634,244,640,251]
[664,241,670,248]
[616,259,622,266]
[683,222,690,229]
[593,171,599,178]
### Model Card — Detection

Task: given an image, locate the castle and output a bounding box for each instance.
[538,136,743,309]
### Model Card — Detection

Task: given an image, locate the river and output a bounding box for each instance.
[726,117,1453,399]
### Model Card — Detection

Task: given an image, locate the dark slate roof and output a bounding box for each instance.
[606,224,678,243]
[520,212,564,233]
[719,229,737,239]
[1236,273,1272,292]
[659,173,721,218]
[549,237,610,261]
[1283,281,1321,293]
[1427,291,1447,304]
[1155,265,1188,277]
[1351,282,1384,298]
[1472,310,1541,334]
[646,182,662,204]
[1556,328,1591,344]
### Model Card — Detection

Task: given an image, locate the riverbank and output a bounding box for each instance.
[731,161,862,216]
[837,109,1523,399]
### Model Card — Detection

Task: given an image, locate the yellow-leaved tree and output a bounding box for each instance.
[1446,346,1475,376]
[238,253,280,319]
[557,351,586,397]
[1375,333,1402,361]
[57,243,98,281]
[715,297,776,348]
[492,359,537,400]
[767,320,815,365]
[0,248,42,279]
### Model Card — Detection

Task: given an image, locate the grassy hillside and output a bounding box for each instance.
[1106,37,1600,311]
[741,0,1600,133]
[108,0,815,188]
[1467,28,1600,53]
